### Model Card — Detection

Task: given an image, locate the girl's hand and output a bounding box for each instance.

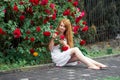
[59,40,64,44]
[52,33,57,39]
[59,40,70,48]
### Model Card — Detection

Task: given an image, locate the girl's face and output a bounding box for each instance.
[58,22,66,33]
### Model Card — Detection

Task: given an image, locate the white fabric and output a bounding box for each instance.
[51,39,78,66]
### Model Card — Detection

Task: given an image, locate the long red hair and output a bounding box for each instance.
[56,19,74,48]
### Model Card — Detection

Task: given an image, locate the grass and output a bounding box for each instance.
[0,61,27,71]
[86,47,120,58]
[0,60,51,71]
[100,76,120,80]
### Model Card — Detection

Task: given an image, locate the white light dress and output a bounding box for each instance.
[51,39,78,66]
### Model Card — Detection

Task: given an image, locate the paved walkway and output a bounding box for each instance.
[0,55,120,80]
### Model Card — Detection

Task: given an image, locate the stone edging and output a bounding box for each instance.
[93,53,120,59]
[0,63,55,74]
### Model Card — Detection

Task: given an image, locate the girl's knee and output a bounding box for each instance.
[70,47,80,54]
[74,47,79,51]
[71,47,79,53]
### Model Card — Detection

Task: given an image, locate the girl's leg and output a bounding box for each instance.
[68,54,79,63]
[70,47,100,70]
[85,56,107,68]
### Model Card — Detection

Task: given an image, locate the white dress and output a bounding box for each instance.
[51,39,78,66]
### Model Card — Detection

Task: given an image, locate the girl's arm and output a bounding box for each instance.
[48,33,57,51]
[48,38,55,51]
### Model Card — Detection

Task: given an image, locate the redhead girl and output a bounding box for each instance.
[49,18,107,70]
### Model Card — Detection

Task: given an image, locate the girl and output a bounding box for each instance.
[49,18,107,70]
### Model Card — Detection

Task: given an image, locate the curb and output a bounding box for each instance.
[0,63,55,74]
[93,53,120,59]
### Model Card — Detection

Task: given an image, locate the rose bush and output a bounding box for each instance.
[0,0,89,65]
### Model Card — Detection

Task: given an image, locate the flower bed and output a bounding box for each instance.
[0,0,91,65]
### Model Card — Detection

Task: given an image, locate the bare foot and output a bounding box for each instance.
[88,66,100,70]
[100,65,108,70]
[95,63,108,68]
[98,64,108,68]
[101,65,108,67]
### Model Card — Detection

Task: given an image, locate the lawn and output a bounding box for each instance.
[100,76,120,80]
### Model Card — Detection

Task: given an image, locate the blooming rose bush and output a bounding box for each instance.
[0,0,89,65]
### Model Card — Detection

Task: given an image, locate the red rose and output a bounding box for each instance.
[73,1,78,7]
[43,31,51,36]
[40,0,48,5]
[26,30,31,34]
[73,26,79,34]
[50,3,55,9]
[60,35,65,40]
[29,0,39,5]
[29,0,34,3]
[54,9,57,13]
[30,37,35,42]
[55,32,59,35]
[25,36,29,40]
[71,12,75,18]
[20,15,25,21]
[61,46,69,51]
[75,16,82,23]
[52,13,56,20]
[63,9,70,16]
[0,28,6,35]
[82,26,88,32]
[30,20,34,25]
[13,4,18,12]
[82,21,87,25]
[13,28,21,38]
[43,17,50,24]
[43,19,48,24]
[36,26,41,32]
[30,48,35,54]
[73,26,79,31]
[19,1,24,5]
[0,28,3,34]
[45,9,51,14]
[50,25,53,29]
[34,0,39,5]
[1,31,6,35]
[80,40,86,45]
[26,7,33,14]
[68,0,72,2]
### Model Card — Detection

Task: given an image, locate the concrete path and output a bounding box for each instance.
[0,55,120,80]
